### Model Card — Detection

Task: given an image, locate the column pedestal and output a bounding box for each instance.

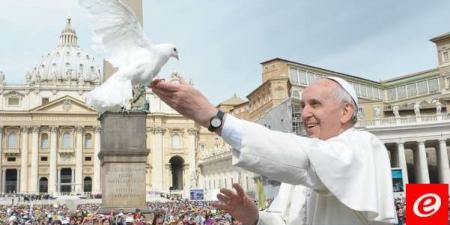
[98,112,151,215]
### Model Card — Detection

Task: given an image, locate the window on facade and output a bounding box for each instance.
[8,97,20,106]
[378,89,384,100]
[171,134,181,149]
[387,88,396,101]
[84,133,93,149]
[360,85,368,97]
[62,132,72,149]
[417,81,428,95]
[428,78,439,93]
[40,156,48,162]
[307,72,315,85]
[41,133,49,149]
[443,51,449,62]
[289,68,299,84]
[407,83,417,97]
[397,86,406,99]
[352,83,361,96]
[42,98,49,105]
[7,132,17,149]
[85,157,92,161]
[298,70,307,85]
[7,157,16,162]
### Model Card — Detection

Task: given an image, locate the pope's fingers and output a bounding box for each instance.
[149,78,165,87]
[178,76,188,85]
[233,183,246,198]
[151,80,180,92]
[213,202,229,211]
[220,188,238,199]
[216,193,231,203]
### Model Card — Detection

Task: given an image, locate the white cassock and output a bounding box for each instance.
[221,115,398,225]
[258,183,310,225]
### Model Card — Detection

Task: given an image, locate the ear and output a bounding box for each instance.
[340,103,355,124]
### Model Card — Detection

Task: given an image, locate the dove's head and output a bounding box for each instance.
[159,44,179,60]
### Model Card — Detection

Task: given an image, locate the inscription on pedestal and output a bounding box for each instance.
[102,163,146,208]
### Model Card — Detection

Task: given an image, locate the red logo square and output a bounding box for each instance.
[406,184,448,225]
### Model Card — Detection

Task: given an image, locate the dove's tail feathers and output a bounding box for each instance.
[85,75,132,114]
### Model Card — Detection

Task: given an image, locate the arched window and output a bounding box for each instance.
[84,177,92,192]
[39,177,48,193]
[62,131,72,149]
[84,133,93,149]
[292,90,301,99]
[7,132,17,149]
[169,156,184,190]
[41,133,49,149]
[171,134,181,149]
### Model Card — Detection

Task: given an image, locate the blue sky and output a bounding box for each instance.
[0,0,449,104]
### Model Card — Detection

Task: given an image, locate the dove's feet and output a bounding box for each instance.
[97,112,106,121]
[121,107,130,116]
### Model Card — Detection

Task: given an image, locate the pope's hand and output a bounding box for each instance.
[214,183,259,225]
[150,78,218,129]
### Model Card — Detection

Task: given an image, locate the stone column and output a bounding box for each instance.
[396,142,409,187]
[151,127,165,192]
[71,167,75,193]
[2,168,5,193]
[48,126,58,195]
[30,126,40,193]
[75,126,83,193]
[57,168,61,194]
[93,127,101,193]
[17,169,20,193]
[437,138,450,184]
[20,127,29,193]
[0,127,2,193]
[415,141,430,183]
[187,128,197,188]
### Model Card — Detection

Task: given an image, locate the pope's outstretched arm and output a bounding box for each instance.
[151,79,322,187]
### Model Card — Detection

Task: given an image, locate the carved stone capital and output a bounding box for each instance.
[20,126,30,133]
[32,126,40,133]
[76,126,84,133]
[151,127,166,134]
[187,128,198,136]
[168,128,184,135]
[50,126,58,133]
[94,126,102,133]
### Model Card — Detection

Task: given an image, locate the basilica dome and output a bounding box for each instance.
[28,18,101,85]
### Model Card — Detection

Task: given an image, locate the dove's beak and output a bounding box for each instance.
[175,55,179,60]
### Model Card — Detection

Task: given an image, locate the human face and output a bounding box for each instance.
[301,79,350,140]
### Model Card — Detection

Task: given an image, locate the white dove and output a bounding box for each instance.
[80,0,179,114]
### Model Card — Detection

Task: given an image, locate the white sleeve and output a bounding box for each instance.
[220,114,243,150]
[231,119,326,190]
[257,211,286,225]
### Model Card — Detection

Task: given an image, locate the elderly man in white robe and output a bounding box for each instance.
[151,76,398,225]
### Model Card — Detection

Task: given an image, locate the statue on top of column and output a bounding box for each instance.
[414,102,421,116]
[393,105,400,118]
[435,101,442,115]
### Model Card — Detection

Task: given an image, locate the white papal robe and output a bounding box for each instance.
[221,115,398,225]
[258,183,310,225]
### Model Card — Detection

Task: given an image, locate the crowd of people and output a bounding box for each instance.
[0,196,418,225]
[0,200,244,225]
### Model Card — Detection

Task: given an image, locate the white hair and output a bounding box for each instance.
[328,84,358,125]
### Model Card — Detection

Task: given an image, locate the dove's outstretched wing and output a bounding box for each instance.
[79,0,154,68]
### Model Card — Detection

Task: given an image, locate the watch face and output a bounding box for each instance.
[211,118,222,127]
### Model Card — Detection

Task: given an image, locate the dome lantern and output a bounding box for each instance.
[58,18,78,47]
